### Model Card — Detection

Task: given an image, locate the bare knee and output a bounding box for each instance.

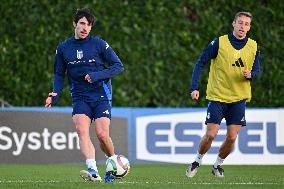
[95,117,110,143]
[203,133,216,142]
[203,124,219,143]
[96,131,109,143]
[225,135,237,144]
[73,114,91,139]
[76,126,90,140]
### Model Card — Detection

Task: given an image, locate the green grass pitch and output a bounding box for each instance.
[0,164,283,189]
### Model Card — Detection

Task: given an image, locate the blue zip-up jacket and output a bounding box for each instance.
[190,32,261,92]
[52,35,124,104]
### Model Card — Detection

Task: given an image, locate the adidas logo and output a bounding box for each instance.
[241,116,245,122]
[232,58,244,67]
[206,112,210,119]
[103,110,110,115]
[105,42,109,49]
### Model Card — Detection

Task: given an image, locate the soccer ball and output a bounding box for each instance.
[105,154,130,178]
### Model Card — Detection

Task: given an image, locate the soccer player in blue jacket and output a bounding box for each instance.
[45,8,124,182]
[186,12,260,177]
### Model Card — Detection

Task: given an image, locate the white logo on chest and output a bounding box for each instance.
[77,50,83,59]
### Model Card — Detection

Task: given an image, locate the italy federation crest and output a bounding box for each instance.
[77,50,83,59]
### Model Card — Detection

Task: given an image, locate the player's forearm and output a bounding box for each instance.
[190,40,218,91]
[190,67,201,92]
[190,56,207,92]
[251,51,261,80]
[87,63,124,82]
[52,74,65,104]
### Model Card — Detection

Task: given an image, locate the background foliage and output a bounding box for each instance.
[1,0,283,107]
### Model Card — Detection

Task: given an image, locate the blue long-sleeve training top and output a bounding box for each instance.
[52,35,124,103]
[190,32,261,92]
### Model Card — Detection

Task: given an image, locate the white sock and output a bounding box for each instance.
[86,159,98,172]
[213,156,224,168]
[194,153,204,164]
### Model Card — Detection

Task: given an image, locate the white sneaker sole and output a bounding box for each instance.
[80,170,102,182]
[185,168,198,177]
[212,169,224,178]
[212,172,224,178]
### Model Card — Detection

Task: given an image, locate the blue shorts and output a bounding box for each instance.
[205,100,246,126]
[72,100,112,120]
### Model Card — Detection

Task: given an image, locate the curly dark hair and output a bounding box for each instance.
[74,8,96,26]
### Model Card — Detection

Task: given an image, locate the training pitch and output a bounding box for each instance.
[0,164,283,189]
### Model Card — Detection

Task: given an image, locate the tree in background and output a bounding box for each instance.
[0,0,283,107]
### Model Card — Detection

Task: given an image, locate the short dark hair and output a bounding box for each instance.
[74,8,96,26]
[234,11,253,22]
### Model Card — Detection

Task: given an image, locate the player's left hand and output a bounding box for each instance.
[243,70,252,79]
[45,92,57,108]
[85,74,93,83]
[191,90,200,101]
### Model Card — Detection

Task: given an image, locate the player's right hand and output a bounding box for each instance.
[243,69,252,79]
[191,90,199,101]
[45,92,57,108]
[85,74,93,83]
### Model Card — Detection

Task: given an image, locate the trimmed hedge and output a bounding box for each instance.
[1,0,283,107]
